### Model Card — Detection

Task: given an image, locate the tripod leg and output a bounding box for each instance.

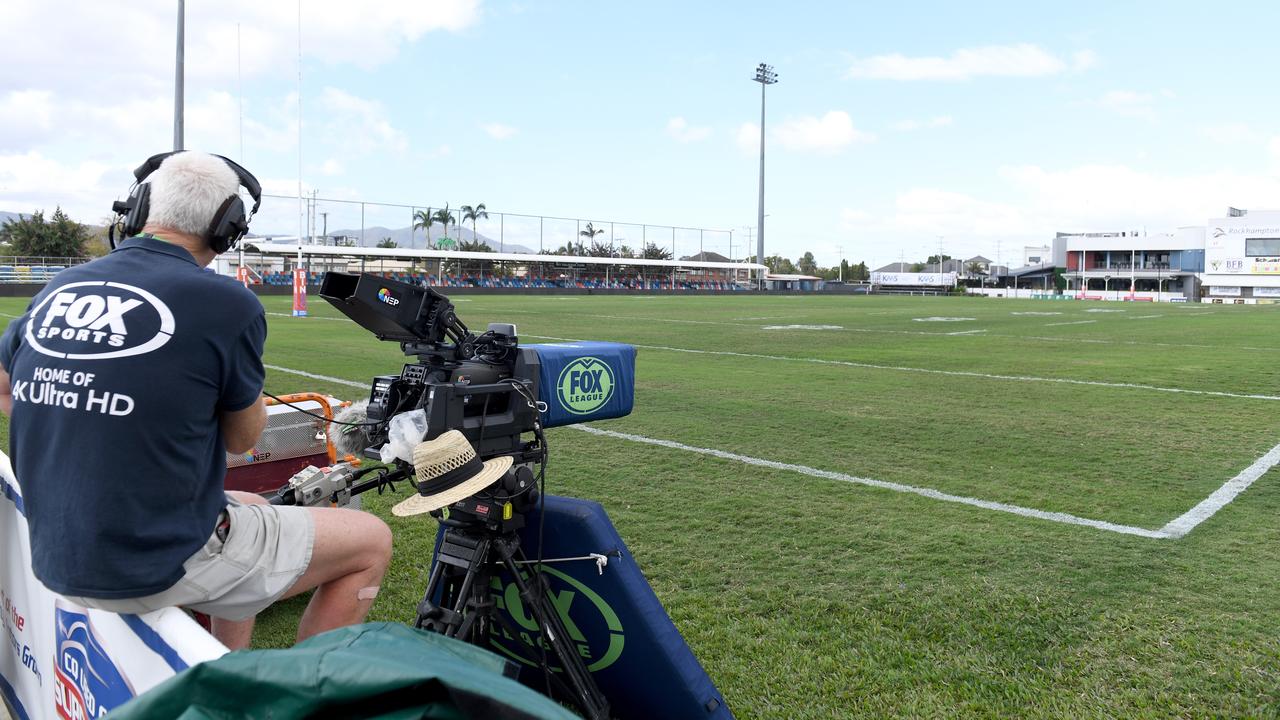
[417,533,493,640]
[497,541,611,720]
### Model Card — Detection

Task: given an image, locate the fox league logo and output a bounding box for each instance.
[556,356,616,415]
[25,281,175,360]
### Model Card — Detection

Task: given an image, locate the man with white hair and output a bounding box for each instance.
[0,151,392,650]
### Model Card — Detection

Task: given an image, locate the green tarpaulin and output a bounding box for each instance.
[108,623,580,720]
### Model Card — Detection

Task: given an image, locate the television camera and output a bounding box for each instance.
[269,272,634,719]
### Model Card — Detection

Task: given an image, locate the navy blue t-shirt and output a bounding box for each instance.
[0,235,266,598]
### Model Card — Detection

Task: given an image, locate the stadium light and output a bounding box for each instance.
[752,62,778,289]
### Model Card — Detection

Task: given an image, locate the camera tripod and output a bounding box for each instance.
[415,523,611,720]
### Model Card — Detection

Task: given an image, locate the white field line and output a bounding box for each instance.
[1045,320,1096,327]
[495,309,1280,353]
[261,314,1280,398]
[260,361,1279,540]
[573,426,1167,539]
[1158,441,1280,538]
[523,334,1280,402]
[264,364,367,388]
[946,329,987,336]
[266,312,347,321]
[1127,314,1164,320]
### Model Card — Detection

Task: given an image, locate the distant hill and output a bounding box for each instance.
[0,211,28,227]
[254,222,537,254]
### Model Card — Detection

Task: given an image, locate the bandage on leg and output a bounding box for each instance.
[357,587,379,601]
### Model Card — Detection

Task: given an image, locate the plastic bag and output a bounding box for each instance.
[379,409,427,464]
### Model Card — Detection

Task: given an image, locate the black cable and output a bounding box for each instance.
[532,418,550,698]
[262,391,385,428]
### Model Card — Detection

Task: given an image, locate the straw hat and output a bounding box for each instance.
[392,430,513,517]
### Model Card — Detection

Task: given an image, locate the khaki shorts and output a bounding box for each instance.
[66,495,316,621]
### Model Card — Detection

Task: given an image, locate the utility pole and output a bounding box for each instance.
[752,63,777,288]
[837,245,844,282]
[321,212,328,244]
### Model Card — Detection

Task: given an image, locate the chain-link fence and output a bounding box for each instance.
[261,194,739,262]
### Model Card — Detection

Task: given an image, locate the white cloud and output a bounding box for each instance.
[1093,90,1161,119]
[666,117,711,143]
[0,90,55,151]
[859,157,1280,240]
[891,115,953,132]
[774,111,874,153]
[839,208,872,229]
[318,87,407,154]
[0,152,124,222]
[482,123,519,140]
[0,0,481,96]
[736,123,760,153]
[320,159,344,176]
[847,44,1093,81]
[1071,50,1099,71]
[1268,137,1280,165]
[1203,123,1260,144]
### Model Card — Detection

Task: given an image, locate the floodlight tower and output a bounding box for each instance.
[753,62,777,289]
[173,0,185,151]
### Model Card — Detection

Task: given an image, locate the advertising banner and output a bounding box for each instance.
[1254,287,1280,297]
[1,454,226,720]
[871,272,956,286]
[1209,286,1242,296]
[292,268,308,317]
[1205,218,1280,275]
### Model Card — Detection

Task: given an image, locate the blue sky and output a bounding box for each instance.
[2,0,1279,269]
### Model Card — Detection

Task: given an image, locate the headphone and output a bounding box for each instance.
[110,151,263,254]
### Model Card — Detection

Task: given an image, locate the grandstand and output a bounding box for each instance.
[218,243,768,292]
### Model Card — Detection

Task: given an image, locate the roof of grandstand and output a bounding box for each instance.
[247,243,767,272]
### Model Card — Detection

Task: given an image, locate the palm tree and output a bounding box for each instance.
[579,222,604,248]
[431,205,455,245]
[412,208,434,249]
[461,203,488,248]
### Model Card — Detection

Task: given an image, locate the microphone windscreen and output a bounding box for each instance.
[329,400,374,457]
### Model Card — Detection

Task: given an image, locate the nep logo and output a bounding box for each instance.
[556,357,615,415]
[24,281,175,361]
[376,288,400,306]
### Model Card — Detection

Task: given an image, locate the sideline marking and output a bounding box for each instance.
[264,364,366,388]
[1045,320,1096,327]
[258,313,1280,399]
[575,426,1280,540]
[1158,441,1280,538]
[495,309,1280,353]
[260,361,1280,540]
[946,329,987,336]
[761,324,843,331]
[524,334,1280,402]
[572,426,1167,539]
[266,311,347,322]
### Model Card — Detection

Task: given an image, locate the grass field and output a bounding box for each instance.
[5,292,1280,718]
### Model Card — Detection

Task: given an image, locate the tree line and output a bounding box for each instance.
[0,208,97,258]
[763,251,870,282]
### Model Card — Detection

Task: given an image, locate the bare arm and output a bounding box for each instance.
[0,364,12,416]
[221,396,267,454]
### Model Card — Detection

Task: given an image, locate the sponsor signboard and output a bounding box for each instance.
[1205,215,1280,275]
[870,272,957,286]
[1,454,225,719]
[1209,286,1242,296]
[1253,287,1280,297]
